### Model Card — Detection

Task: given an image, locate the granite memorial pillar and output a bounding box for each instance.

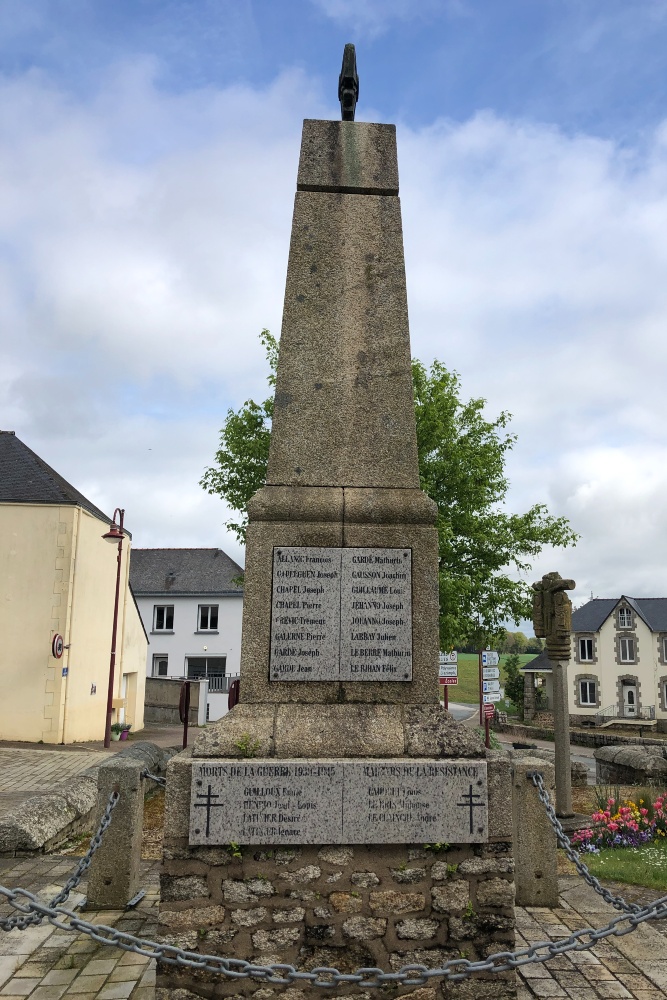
[158,105,517,1000]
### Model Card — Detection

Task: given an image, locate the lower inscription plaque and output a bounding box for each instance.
[189,758,487,845]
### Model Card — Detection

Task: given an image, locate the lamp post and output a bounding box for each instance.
[102,508,125,748]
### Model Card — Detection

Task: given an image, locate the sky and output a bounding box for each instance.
[3,0,667,609]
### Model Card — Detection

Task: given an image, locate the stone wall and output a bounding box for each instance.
[595,745,667,785]
[158,840,515,1000]
[144,677,203,726]
[498,720,667,750]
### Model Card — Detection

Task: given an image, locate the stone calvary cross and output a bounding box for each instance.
[158,49,518,998]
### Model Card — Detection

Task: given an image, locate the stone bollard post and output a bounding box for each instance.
[86,758,144,909]
[512,757,558,907]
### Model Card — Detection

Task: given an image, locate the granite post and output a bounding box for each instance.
[532,572,575,818]
[512,758,558,907]
[87,758,144,909]
[158,108,517,999]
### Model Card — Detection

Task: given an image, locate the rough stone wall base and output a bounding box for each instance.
[158,841,516,1000]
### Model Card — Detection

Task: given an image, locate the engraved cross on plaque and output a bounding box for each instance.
[456,783,485,834]
[193,782,223,838]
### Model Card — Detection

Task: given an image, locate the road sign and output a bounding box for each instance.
[482,666,500,680]
[439,651,458,664]
[439,664,458,678]
[481,651,499,667]
[483,692,501,703]
[484,703,495,719]
[483,680,500,693]
[439,676,458,685]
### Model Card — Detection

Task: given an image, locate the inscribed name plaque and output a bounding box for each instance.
[269,547,412,681]
[190,761,344,846]
[189,759,487,845]
[270,547,341,680]
[340,548,412,681]
[344,760,487,843]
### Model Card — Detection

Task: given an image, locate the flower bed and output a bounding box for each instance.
[573,792,667,853]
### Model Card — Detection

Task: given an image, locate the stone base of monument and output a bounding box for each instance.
[156,710,517,1000]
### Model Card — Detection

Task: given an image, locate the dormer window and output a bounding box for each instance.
[618,608,632,628]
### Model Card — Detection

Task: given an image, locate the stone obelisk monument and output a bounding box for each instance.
[159,48,517,1000]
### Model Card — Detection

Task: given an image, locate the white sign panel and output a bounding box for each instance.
[483,692,501,703]
[482,666,500,680]
[439,651,458,664]
[482,680,500,693]
[481,651,499,667]
[439,665,458,678]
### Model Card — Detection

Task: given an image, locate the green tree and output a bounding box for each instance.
[503,653,525,715]
[201,333,578,648]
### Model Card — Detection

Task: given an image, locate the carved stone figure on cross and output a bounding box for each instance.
[532,570,575,662]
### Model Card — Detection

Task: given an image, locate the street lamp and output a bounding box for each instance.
[102,508,125,748]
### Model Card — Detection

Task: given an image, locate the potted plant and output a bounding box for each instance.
[110,722,123,742]
[120,723,132,741]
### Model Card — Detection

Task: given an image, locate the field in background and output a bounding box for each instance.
[438,652,538,712]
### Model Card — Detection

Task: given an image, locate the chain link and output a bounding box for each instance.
[141,771,166,788]
[0,884,666,988]
[1,772,666,988]
[0,790,119,932]
[527,770,642,913]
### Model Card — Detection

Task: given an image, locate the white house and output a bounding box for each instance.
[523,596,667,732]
[130,548,243,721]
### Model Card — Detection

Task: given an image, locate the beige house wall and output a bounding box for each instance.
[568,606,661,720]
[0,502,147,743]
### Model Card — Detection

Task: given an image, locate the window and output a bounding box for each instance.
[579,679,597,706]
[663,637,667,662]
[151,655,168,677]
[619,637,635,662]
[578,637,593,661]
[153,605,174,631]
[618,607,632,628]
[198,605,219,631]
[186,656,227,692]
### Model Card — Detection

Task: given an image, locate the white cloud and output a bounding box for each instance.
[3,64,667,603]
[310,0,456,38]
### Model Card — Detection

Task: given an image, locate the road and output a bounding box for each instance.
[447,702,597,782]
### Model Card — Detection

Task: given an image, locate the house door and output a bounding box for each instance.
[119,675,127,724]
[623,684,637,717]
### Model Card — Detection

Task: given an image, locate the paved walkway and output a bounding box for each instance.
[0,856,665,999]
[0,726,185,817]
[0,857,157,1000]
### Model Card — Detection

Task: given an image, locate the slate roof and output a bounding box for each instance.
[572,597,667,633]
[520,650,552,673]
[129,548,244,596]
[0,429,114,526]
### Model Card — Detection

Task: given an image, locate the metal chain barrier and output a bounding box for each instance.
[141,771,166,788]
[527,770,642,914]
[0,883,666,988]
[0,771,666,989]
[0,790,119,932]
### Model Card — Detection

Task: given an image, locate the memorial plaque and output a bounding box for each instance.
[269,546,413,681]
[270,547,341,681]
[344,760,487,843]
[190,760,344,845]
[340,548,412,681]
[189,759,487,845]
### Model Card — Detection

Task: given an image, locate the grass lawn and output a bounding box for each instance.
[564,839,667,891]
[439,652,539,712]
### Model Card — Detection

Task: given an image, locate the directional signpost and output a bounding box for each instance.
[438,652,457,709]
[479,649,500,742]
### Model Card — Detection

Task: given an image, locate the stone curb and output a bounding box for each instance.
[0,741,177,856]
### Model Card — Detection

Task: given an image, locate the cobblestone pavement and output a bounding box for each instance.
[0,857,157,1000]
[0,726,184,816]
[0,857,665,999]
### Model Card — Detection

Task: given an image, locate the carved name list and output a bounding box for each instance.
[270,546,412,681]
